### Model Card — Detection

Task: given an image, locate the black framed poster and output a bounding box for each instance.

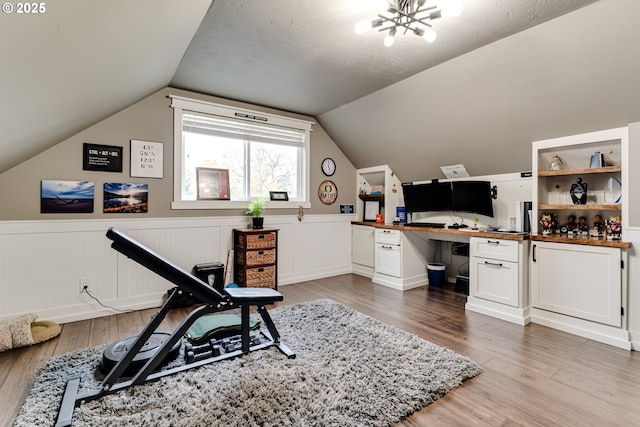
[83,143,123,172]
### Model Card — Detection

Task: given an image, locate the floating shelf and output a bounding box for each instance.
[538,203,621,211]
[538,165,620,177]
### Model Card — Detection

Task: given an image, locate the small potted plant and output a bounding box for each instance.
[246,198,265,229]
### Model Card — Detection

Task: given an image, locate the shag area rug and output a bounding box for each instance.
[15,299,482,427]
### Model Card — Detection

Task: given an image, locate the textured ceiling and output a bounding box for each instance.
[171,0,598,116]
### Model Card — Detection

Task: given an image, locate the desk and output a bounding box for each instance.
[351,222,531,325]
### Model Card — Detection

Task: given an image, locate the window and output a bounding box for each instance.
[170,96,313,210]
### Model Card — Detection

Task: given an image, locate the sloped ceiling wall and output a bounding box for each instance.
[0,0,211,173]
[318,0,640,182]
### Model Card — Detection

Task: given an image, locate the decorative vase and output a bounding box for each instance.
[252,217,264,229]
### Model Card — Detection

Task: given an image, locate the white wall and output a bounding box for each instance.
[0,214,355,324]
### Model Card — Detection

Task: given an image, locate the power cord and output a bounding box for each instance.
[83,286,135,313]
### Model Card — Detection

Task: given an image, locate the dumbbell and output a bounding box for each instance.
[184,339,222,363]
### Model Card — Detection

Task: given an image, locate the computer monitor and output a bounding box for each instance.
[451,181,494,217]
[402,182,453,213]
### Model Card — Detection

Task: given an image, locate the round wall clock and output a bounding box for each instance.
[321,157,336,176]
[318,180,338,205]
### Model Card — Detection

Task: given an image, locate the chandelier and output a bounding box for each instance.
[355,0,463,47]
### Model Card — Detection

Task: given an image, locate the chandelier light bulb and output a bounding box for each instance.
[384,27,396,47]
[355,20,373,34]
[441,1,463,17]
[422,28,437,42]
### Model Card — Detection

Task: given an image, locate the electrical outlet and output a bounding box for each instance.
[79,277,92,293]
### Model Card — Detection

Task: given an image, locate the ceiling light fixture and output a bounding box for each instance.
[355,0,463,46]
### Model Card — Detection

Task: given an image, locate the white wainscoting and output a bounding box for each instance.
[0,214,355,324]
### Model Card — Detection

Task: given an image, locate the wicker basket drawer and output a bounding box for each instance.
[237,248,276,266]
[239,232,276,249]
[237,265,275,288]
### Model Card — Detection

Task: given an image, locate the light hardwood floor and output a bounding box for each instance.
[1,274,639,426]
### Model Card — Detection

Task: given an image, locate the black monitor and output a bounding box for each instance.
[451,181,494,217]
[402,182,453,213]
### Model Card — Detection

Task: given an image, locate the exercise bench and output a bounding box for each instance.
[55,227,294,427]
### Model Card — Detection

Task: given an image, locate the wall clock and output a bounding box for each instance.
[318,180,338,205]
[321,157,336,176]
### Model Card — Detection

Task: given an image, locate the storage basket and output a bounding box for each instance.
[239,232,276,249]
[241,249,276,266]
[241,265,275,288]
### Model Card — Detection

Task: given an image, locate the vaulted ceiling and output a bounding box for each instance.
[4,0,639,182]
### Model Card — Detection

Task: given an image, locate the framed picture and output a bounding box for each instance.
[41,180,94,214]
[196,167,230,200]
[130,140,163,178]
[270,191,289,201]
[363,200,380,222]
[83,143,123,172]
[103,183,148,213]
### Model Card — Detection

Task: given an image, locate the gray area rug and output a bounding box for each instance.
[14,299,482,426]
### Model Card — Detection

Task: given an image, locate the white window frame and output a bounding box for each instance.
[170,95,313,210]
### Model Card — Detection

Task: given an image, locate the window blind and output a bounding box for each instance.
[183,112,305,147]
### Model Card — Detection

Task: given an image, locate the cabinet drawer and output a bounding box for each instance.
[470,258,519,307]
[238,232,276,249]
[375,243,401,277]
[237,265,275,288]
[470,237,519,262]
[375,228,400,245]
[236,248,276,266]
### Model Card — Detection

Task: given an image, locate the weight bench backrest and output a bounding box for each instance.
[106,227,225,304]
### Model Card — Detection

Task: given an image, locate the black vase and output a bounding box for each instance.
[252,217,264,229]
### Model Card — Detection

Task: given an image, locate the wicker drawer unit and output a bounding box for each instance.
[233,228,278,289]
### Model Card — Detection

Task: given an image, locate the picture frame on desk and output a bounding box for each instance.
[363,200,380,222]
[269,191,288,201]
[196,167,230,200]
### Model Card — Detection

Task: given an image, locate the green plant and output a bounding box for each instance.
[246,198,265,217]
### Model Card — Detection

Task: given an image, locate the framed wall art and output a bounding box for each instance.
[130,140,163,178]
[40,180,94,214]
[83,143,123,172]
[103,183,148,213]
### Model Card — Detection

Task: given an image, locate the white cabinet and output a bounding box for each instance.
[530,127,632,350]
[372,228,428,291]
[352,225,375,277]
[466,237,530,325]
[530,241,623,327]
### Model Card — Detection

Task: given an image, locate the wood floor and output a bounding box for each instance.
[2,274,639,426]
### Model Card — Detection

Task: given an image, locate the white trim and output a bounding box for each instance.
[169,95,314,130]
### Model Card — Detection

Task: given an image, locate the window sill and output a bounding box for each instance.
[171,200,310,210]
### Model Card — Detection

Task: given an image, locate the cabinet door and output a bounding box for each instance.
[352,225,375,267]
[530,242,621,326]
[375,244,401,277]
[470,257,519,306]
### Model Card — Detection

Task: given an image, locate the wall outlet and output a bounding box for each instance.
[79,277,92,293]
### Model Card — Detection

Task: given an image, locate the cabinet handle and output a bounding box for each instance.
[381,245,393,249]
[484,261,503,268]
[532,244,537,262]
[383,230,391,234]
[487,240,500,245]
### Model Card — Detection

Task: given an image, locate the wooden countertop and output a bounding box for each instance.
[352,222,632,248]
[530,234,632,248]
[351,222,529,241]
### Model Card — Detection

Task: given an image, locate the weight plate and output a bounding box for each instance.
[101,332,181,376]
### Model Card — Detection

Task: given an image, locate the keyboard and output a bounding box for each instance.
[408,222,446,228]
